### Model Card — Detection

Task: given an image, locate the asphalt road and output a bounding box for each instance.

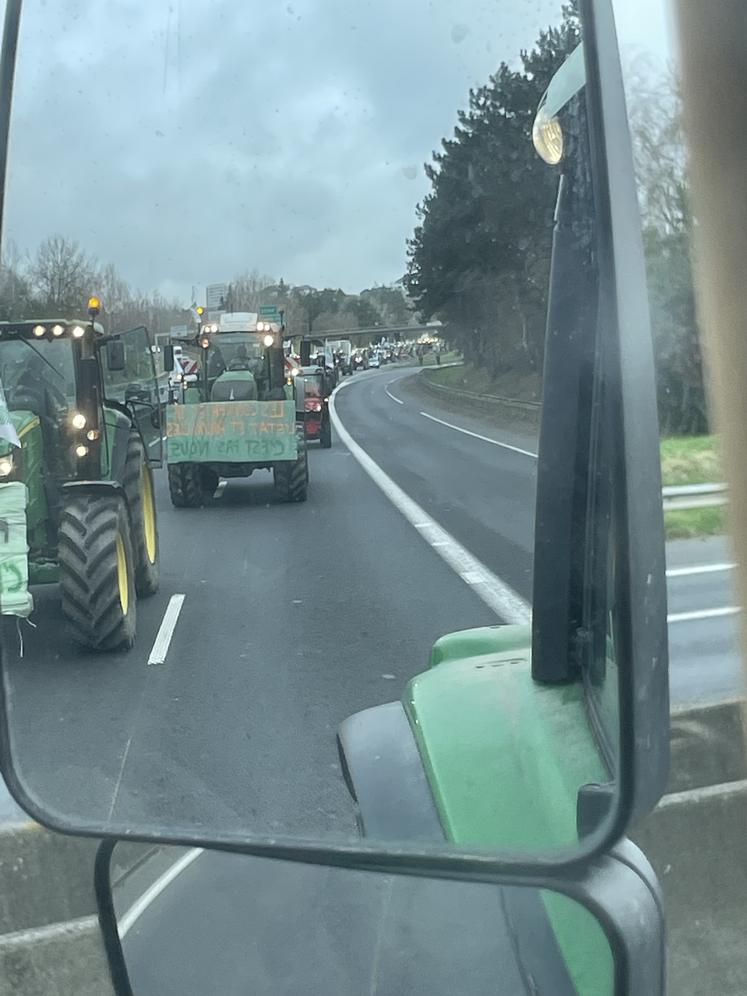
[120,849,533,996]
[0,363,742,840]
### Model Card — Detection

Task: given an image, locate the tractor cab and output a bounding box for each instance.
[175,313,289,405]
[164,310,309,506]
[0,301,164,650]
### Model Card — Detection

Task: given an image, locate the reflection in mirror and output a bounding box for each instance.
[0,0,621,857]
[109,842,614,996]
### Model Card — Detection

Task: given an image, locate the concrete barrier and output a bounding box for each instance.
[0,822,98,934]
[0,916,112,996]
[633,696,747,995]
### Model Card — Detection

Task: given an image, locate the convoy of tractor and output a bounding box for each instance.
[0,293,420,654]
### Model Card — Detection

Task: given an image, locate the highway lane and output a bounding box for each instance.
[1,398,496,838]
[120,849,530,996]
[345,366,744,704]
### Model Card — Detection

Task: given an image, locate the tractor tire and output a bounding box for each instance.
[59,495,137,652]
[319,420,332,449]
[273,434,308,502]
[200,468,220,496]
[124,432,159,597]
[168,463,203,508]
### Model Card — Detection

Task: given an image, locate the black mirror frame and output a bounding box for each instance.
[94,835,664,996]
[0,0,668,876]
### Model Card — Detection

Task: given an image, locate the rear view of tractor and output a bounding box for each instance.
[0,299,163,651]
[165,311,308,506]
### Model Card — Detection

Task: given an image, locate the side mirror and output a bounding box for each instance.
[106,339,126,372]
[97,838,664,996]
[163,344,175,373]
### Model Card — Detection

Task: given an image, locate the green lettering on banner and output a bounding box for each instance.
[167,401,297,463]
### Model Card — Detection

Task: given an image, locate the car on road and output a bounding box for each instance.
[369,352,381,368]
[351,350,368,372]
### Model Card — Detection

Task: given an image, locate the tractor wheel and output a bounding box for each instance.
[168,463,203,508]
[319,420,332,449]
[273,434,308,502]
[59,495,137,651]
[200,468,220,496]
[124,432,159,597]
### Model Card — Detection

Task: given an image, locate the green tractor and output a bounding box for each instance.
[0,299,163,650]
[164,310,308,506]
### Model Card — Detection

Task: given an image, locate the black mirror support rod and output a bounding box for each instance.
[0,0,22,249]
[94,840,135,996]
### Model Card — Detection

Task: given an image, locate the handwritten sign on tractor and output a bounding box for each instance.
[0,482,32,618]
[166,400,298,463]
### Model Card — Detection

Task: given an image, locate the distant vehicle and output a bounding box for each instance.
[296,365,333,448]
[351,351,368,371]
[368,352,381,369]
[325,339,353,375]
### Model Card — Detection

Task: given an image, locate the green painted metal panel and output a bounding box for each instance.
[404,624,613,994]
[541,891,614,995]
[429,624,532,667]
[166,400,297,463]
[405,625,607,851]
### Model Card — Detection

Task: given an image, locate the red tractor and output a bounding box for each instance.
[296,365,333,448]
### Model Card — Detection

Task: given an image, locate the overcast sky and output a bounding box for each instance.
[2,0,676,304]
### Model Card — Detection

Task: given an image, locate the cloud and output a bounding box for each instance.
[3,0,596,301]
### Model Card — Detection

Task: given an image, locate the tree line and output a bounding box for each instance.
[0,238,416,343]
[405,7,707,435]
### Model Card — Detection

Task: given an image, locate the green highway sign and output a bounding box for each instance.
[259,305,280,318]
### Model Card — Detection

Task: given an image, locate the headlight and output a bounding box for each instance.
[32,324,46,338]
[71,326,86,338]
[263,334,274,348]
[71,412,87,430]
[75,444,89,458]
[0,456,13,477]
[51,324,65,337]
[532,107,563,165]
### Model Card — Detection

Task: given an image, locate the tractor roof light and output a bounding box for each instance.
[0,456,13,477]
[532,43,585,166]
[71,325,86,339]
[86,429,100,441]
[75,444,89,458]
[51,324,65,337]
[32,324,46,338]
[87,296,102,316]
[71,412,87,430]
[532,107,564,165]
[196,306,205,316]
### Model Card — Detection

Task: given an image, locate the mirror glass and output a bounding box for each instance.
[109,841,614,996]
[0,0,623,857]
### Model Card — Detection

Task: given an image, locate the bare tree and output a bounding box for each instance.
[29,235,98,312]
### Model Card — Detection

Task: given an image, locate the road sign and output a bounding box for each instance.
[170,325,188,338]
[259,305,280,319]
[206,283,229,314]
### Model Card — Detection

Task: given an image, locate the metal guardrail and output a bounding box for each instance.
[662,483,727,510]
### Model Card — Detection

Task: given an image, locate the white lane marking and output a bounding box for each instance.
[385,382,404,405]
[419,411,538,459]
[147,594,186,665]
[666,562,735,578]
[667,606,740,624]
[118,848,203,938]
[329,389,531,624]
